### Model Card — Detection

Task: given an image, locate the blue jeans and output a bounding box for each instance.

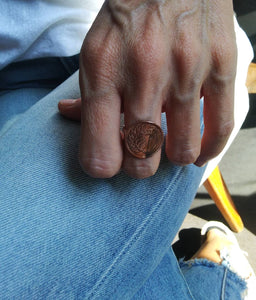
[0,58,246,299]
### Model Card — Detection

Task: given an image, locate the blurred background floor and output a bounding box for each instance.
[174,1,256,271]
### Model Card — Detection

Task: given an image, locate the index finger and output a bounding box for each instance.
[79,85,123,178]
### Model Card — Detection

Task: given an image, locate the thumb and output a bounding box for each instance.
[58,98,82,121]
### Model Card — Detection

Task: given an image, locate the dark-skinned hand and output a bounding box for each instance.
[59,0,237,179]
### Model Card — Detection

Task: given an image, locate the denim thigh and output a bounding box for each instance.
[0,72,206,299]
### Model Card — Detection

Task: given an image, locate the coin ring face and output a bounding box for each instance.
[123,121,164,159]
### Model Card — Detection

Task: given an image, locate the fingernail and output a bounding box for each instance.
[194,157,207,167]
[59,99,77,106]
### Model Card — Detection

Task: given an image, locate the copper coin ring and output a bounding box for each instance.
[123,121,164,159]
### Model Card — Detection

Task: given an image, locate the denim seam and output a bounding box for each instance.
[175,257,196,300]
[180,258,247,299]
[221,267,228,300]
[86,168,182,299]
[179,258,221,268]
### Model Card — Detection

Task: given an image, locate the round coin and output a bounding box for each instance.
[123,121,164,159]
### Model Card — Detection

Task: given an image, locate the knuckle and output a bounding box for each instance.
[80,48,117,92]
[199,121,234,162]
[124,160,157,179]
[81,32,118,73]
[79,156,119,178]
[172,89,198,105]
[173,40,203,94]
[174,38,201,75]
[169,148,200,166]
[212,39,236,63]
[81,34,102,64]
[213,120,234,142]
[211,44,237,80]
[129,37,166,74]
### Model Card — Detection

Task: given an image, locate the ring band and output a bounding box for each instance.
[123,121,164,159]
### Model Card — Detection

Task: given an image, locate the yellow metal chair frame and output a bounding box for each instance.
[203,62,256,233]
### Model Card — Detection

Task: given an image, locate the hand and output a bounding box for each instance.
[59,0,237,179]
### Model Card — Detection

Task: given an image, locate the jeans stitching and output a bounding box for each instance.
[221,267,228,300]
[86,168,182,299]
